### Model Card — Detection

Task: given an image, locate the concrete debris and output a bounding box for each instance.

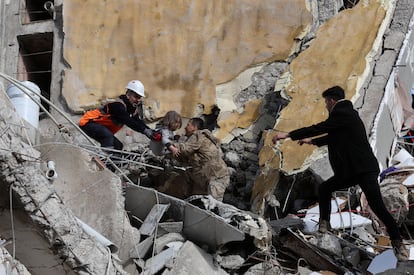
[243,262,282,275]
[215,254,245,269]
[158,221,183,234]
[162,241,228,275]
[141,243,181,275]
[125,185,245,250]
[0,247,31,275]
[279,228,348,274]
[140,204,170,236]
[130,235,154,259]
[188,195,272,251]
[0,1,413,274]
[0,97,130,274]
[153,233,185,254]
[367,249,397,274]
[309,234,342,257]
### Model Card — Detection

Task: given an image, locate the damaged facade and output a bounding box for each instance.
[1,0,414,274]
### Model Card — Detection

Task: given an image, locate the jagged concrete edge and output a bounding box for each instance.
[0,95,128,274]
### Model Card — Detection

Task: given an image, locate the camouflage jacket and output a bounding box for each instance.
[175,129,229,182]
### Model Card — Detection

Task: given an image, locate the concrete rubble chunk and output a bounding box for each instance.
[243,262,282,275]
[367,249,397,274]
[280,228,347,274]
[140,204,170,236]
[141,243,182,275]
[309,234,342,257]
[130,235,154,260]
[0,247,31,275]
[0,98,129,274]
[268,216,304,236]
[158,221,183,233]
[215,254,245,269]
[154,232,185,254]
[190,195,272,251]
[162,241,228,275]
[125,185,245,250]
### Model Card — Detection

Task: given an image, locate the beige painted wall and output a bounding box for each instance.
[62,0,312,121]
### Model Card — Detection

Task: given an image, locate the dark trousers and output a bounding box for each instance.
[81,122,123,150]
[319,173,401,240]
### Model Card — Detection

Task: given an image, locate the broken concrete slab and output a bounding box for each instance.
[162,241,228,275]
[130,235,154,260]
[309,234,342,257]
[268,216,305,236]
[188,195,272,251]
[279,228,348,274]
[125,184,245,250]
[367,249,397,274]
[154,233,185,254]
[215,254,245,270]
[36,142,141,270]
[141,243,182,275]
[140,204,170,236]
[0,97,131,274]
[0,246,31,275]
[158,221,183,234]
[243,262,282,274]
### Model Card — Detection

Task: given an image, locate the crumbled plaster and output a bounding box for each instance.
[216,65,264,113]
[266,0,387,174]
[251,0,391,214]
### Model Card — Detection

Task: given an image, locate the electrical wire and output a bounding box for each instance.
[105,247,112,275]
[0,73,96,145]
[0,73,135,273]
[9,184,15,261]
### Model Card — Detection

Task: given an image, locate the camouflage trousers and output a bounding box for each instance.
[208,175,230,201]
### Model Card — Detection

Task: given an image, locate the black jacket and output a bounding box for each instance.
[105,95,149,133]
[289,100,379,177]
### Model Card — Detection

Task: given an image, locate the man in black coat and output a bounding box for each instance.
[272,86,409,261]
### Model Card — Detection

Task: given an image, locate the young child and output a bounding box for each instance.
[149,111,182,156]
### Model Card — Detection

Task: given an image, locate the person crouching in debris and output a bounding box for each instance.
[272,86,409,261]
[149,110,181,156]
[79,80,154,150]
[173,117,230,201]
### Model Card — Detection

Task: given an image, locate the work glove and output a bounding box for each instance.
[152,130,162,141]
[143,128,153,139]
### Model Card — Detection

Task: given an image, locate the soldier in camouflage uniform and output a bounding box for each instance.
[174,117,230,201]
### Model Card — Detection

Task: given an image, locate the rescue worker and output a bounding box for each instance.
[173,117,230,201]
[79,80,153,150]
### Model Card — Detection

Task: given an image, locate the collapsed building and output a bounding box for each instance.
[1,0,414,274]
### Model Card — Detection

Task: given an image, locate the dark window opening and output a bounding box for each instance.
[22,0,54,23]
[343,0,360,9]
[17,33,53,111]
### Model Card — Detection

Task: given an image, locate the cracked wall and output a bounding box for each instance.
[251,0,394,214]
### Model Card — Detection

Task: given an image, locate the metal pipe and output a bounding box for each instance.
[45,160,58,180]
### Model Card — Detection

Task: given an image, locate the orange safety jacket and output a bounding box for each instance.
[79,100,126,134]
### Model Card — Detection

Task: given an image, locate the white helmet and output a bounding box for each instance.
[125,80,145,97]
